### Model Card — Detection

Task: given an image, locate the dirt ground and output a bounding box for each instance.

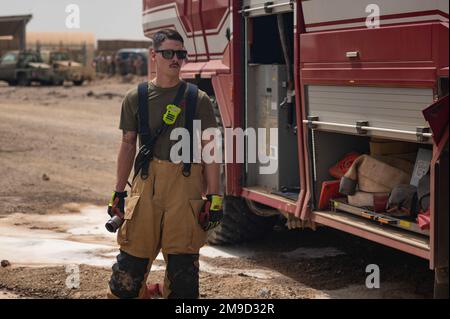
[0,77,435,299]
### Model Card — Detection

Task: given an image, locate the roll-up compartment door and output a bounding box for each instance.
[305,85,435,141]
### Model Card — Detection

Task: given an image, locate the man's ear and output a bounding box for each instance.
[151,49,156,61]
[183,47,188,64]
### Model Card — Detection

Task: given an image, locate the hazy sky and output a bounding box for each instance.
[0,0,148,40]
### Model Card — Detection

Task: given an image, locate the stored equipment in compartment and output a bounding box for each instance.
[246,64,299,192]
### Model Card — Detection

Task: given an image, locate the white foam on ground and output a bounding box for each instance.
[0,205,343,279]
[0,205,117,267]
[0,236,116,267]
[200,246,257,258]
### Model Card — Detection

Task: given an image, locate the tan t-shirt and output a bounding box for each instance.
[119,81,218,161]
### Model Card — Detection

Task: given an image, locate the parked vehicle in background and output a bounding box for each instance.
[115,48,148,76]
[0,50,64,86]
[26,32,96,84]
[40,50,88,86]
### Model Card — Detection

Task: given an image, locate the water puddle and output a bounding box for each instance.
[0,204,116,267]
[0,236,116,267]
[0,205,265,269]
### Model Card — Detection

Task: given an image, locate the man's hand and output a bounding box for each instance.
[107,191,128,219]
[199,194,223,231]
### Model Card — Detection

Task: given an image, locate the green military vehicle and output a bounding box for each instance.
[0,51,64,86]
[40,50,91,86]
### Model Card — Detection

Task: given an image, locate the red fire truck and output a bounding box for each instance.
[142,0,449,297]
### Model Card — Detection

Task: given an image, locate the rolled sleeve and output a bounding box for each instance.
[119,90,138,132]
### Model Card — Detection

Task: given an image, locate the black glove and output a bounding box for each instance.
[107,191,127,219]
[199,194,224,231]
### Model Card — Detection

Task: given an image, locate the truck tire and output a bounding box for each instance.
[207,196,277,246]
[17,73,30,86]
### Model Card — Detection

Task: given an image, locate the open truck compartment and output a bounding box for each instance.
[304,130,438,261]
[246,64,299,191]
[308,126,433,227]
[243,10,301,200]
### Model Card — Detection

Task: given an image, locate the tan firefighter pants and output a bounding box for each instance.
[108,158,207,299]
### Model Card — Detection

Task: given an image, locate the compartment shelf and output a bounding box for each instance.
[312,209,430,259]
[330,198,429,236]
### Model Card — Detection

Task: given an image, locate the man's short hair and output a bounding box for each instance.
[152,29,184,50]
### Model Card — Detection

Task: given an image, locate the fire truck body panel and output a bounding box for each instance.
[302,0,448,33]
[142,0,231,62]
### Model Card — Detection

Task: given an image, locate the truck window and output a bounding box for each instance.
[17,53,41,67]
[1,53,17,64]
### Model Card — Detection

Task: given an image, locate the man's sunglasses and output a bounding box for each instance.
[155,49,188,60]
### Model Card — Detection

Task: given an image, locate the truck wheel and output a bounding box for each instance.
[207,196,278,246]
[73,79,84,86]
[17,73,30,86]
[434,267,449,299]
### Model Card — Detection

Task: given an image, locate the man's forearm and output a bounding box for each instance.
[201,134,221,195]
[115,142,136,192]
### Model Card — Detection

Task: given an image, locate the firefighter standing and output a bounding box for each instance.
[107,29,222,299]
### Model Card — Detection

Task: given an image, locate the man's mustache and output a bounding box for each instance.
[170,63,180,68]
